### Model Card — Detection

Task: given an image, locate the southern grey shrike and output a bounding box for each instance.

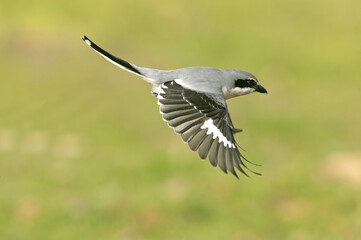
[81,35,267,178]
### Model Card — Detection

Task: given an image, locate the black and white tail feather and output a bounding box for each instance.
[81,35,261,179]
[82,36,144,77]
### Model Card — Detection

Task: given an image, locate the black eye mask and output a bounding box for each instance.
[235,79,257,88]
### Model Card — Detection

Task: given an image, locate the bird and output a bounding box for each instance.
[81,35,267,178]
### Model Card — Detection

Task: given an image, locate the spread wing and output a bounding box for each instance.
[156,80,260,178]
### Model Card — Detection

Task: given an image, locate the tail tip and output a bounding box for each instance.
[81,35,91,46]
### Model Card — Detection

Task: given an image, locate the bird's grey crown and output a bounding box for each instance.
[231,69,258,82]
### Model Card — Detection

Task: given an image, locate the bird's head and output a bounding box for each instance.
[224,70,267,98]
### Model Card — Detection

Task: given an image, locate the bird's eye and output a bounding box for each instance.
[246,79,257,87]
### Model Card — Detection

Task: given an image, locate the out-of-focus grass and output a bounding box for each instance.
[1,0,361,239]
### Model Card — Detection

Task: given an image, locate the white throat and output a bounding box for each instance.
[222,87,255,99]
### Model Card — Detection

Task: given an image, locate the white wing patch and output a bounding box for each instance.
[157,82,236,149]
[201,119,236,148]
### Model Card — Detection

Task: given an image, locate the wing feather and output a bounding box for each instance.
[156,80,259,178]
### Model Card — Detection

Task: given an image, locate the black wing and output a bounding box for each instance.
[156,80,260,178]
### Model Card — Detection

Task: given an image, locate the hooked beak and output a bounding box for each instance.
[255,84,267,94]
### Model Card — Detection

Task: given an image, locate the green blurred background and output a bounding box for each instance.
[1,0,361,239]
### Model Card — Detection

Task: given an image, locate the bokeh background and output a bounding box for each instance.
[1,0,361,239]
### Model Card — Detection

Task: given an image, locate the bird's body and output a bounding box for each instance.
[82,35,267,178]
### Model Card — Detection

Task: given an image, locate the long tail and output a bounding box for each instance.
[81,35,144,77]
